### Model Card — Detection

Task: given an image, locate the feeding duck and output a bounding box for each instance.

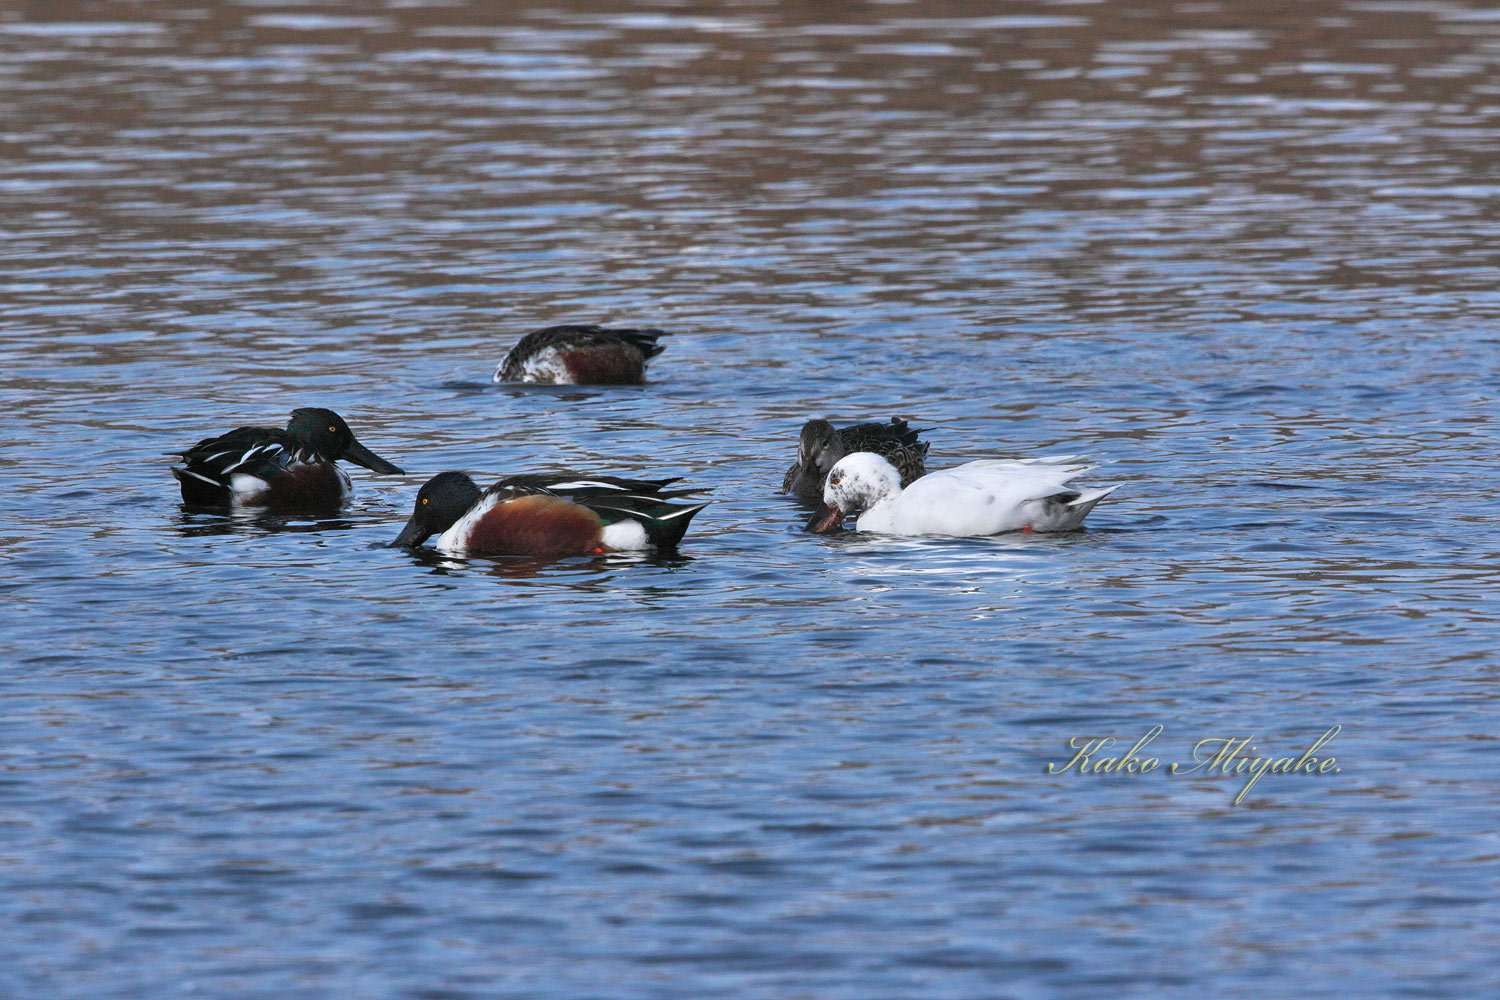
[390,471,707,557]
[782,418,929,499]
[808,453,1118,536]
[172,407,404,508]
[492,324,668,384]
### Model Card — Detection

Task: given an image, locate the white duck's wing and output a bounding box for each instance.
[876,461,1107,536]
[952,458,1095,479]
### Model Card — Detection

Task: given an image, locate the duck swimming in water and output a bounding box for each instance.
[782,418,929,499]
[493,324,668,385]
[390,471,707,557]
[172,407,404,508]
[808,453,1117,537]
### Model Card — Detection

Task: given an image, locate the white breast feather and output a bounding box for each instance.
[434,494,502,555]
[520,347,573,384]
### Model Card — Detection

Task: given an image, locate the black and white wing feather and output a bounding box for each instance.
[492,472,695,501]
[171,427,299,505]
[482,470,707,549]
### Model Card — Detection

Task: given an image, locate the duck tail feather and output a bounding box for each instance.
[1067,484,1120,510]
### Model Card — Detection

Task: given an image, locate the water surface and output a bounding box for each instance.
[3,1,1500,997]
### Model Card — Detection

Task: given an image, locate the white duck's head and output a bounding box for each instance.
[807,452,902,533]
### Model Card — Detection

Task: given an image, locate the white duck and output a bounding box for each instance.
[808,452,1118,536]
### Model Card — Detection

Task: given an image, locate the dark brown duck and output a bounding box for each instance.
[782,418,930,500]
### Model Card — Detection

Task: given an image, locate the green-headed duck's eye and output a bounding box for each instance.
[328,425,337,433]
[421,497,428,505]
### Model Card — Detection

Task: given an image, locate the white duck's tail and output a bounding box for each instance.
[1020,483,1120,532]
[1066,484,1120,519]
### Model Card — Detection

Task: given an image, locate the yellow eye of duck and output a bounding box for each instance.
[421,498,428,505]
[328,425,337,433]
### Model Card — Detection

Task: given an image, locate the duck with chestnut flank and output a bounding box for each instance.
[172,407,404,508]
[782,418,929,499]
[493,324,668,384]
[808,453,1117,537]
[390,472,707,557]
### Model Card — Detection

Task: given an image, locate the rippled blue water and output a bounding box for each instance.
[3,2,1500,997]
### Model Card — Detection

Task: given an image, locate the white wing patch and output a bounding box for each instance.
[545,480,625,491]
[224,444,268,474]
[653,503,704,520]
